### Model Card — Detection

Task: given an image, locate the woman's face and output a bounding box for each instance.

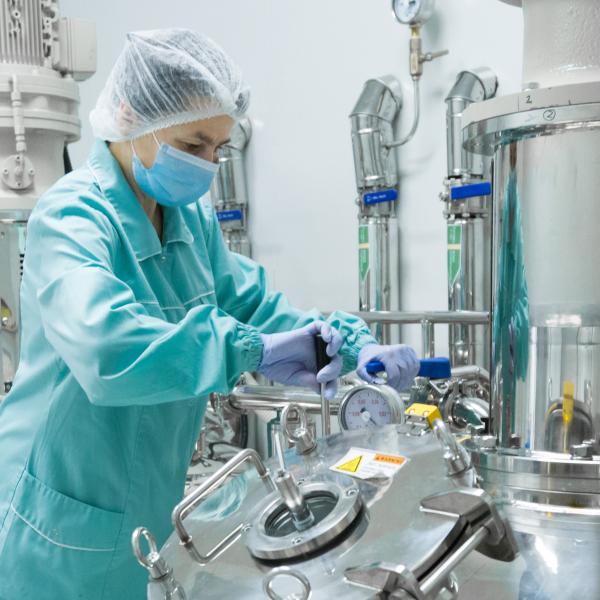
[133,115,234,168]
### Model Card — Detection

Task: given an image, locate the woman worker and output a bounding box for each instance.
[0,29,419,599]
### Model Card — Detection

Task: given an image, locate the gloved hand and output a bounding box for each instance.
[356,344,420,391]
[258,321,343,399]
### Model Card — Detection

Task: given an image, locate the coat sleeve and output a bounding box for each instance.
[29,198,264,407]
[205,205,376,374]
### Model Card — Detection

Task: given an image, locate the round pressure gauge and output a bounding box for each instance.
[391,0,435,25]
[338,384,404,431]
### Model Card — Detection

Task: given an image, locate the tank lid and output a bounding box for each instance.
[463,81,600,130]
[462,84,600,156]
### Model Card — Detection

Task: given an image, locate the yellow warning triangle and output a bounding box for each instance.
[337,455,362,473]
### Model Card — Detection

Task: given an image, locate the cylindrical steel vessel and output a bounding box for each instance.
[464,83,600,454]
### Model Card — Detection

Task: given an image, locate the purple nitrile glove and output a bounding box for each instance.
[356,343,420,391]
[258,320,343,400]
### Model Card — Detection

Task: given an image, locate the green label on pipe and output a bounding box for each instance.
[448,224,462,286]
[359,225,369,283]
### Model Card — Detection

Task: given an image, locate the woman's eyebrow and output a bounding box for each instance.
[184,132,231,146]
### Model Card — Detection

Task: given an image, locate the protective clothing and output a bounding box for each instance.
[357,344,420,391]
[132,132,219,207]
[258,321,343,399]
[0,139,376,599]
[90,29,249,141]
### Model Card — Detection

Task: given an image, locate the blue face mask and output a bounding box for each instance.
[131,132,220,207]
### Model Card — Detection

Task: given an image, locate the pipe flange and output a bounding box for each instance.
[2,154,33,190]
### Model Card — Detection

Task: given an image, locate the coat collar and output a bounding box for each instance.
[87,139,194,261]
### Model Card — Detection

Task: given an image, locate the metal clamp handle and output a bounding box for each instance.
[132,527,159,570]
[281,403,308,441]
[171,448,274,565]
[281,403,317,455]
[263,566,312,600]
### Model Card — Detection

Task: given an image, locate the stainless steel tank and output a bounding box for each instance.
[133,419,521,599]
[133,418,600,599]
[464,82,600,456]
[462,83,600,590]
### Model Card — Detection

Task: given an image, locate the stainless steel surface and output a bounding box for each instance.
[245,479,362,561]
[157,425,484,599]
[345,562,426,599]
[344,488,516,599]
[358,217,400,343]
[211,118,252,257]
[432,419,472,477]
[171,448,274,565]
[263,567,311,600]
[463,101,600,157]
[350,76,402,343]
[444,69,496,372]
[446,215,492,369]
[281,404,317,455]
[464,102,600,452]
[320,382,331,437]
[469,446,600,503]
[422,318,435,358]
[271,469,315,532]
[445,69,497,179]
[351,310,489,325]
[462,443,600,598]
[230,384,344,414]
[350,76,402,195]
[322,309,492,366]
[132,527,186,600]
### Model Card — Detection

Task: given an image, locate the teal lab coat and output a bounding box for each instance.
[0,140,375,599]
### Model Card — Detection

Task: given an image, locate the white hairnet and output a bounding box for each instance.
[89,28,250,141]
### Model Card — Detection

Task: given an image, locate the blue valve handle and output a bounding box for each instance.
[366,357,452,379]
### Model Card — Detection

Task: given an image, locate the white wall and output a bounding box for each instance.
[60,0,523,351]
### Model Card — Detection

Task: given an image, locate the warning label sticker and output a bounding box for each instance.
[330,447,408,480]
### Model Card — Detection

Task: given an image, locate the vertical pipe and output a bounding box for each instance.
[443,69,497,369]
[350,76,402,344]
[421,320,435,358]
[211,119,252,257]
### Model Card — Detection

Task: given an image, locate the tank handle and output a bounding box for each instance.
[171,448,274,565]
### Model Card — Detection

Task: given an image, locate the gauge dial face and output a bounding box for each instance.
[392,0,433,25]
[340,387,395,431]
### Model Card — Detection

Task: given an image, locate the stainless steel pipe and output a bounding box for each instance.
[230,385,343,415]
[348,310,489,325]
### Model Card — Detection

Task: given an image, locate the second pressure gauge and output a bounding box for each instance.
[338,384,404,431]
[392,0,435,25]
